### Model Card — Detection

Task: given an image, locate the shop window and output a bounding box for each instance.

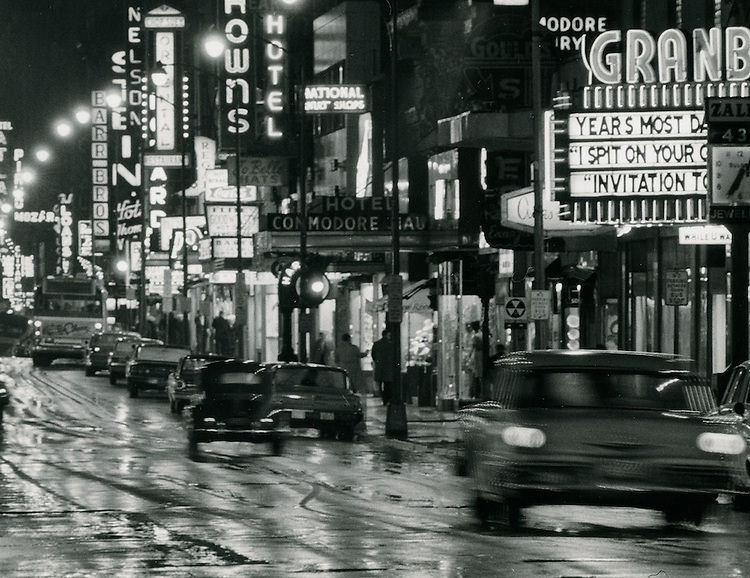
[434,179,460,221]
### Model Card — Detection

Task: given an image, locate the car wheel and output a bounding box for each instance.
[188,434,199,455]
[169,398,178,414]
[733,493,750,512]
[475,495,521,529]
[109,373,117,385]
[128,385,138,398]
[337,425,355,442]
[271,436,284,456]
[85,367,95,377]
[32,356,49,368]
[663,502,705,526]
[177,400,186,414]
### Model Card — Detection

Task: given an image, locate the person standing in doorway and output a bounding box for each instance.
[311,331,332,365]
[334,333,368,394]
[212,311,232,355]
[371,329,394,405]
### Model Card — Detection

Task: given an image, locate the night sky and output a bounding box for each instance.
[0,1,123,256]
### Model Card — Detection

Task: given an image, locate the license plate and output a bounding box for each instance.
[291,410,307,419]
[148,377,160,384]
[320,412,334,421]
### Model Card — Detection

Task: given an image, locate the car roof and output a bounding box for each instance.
[183,353,231,361]
[494,349,696,373]
[263,361,346,372]
[200,359,262,374]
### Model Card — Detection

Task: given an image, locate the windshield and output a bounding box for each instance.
[273,367,348,390]
[137,347,190,363]
[92,334,126,347]
[516,370,715,412]
[113,340,140,355]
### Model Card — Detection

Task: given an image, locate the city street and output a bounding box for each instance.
[0,359,748,577]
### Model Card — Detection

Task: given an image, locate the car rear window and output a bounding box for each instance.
[274,367,347,389]
[510,370,715,412]
[113,340,139,354]
[138,347,190,363]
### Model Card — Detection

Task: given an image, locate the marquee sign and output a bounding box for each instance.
[561,26,750,225]
[303,85,369,114]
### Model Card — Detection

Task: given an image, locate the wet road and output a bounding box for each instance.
[1,358,750,577]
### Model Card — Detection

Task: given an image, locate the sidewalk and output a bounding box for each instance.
[359,394,460,444]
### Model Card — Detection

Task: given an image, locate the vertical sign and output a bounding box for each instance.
[261,12,287,140]
[91,90,110,250]
[219,0,253,154]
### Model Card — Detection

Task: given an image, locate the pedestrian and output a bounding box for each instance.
[371,329,394,405]
[211,311,232,355]
[311,331,332,364]
[334,333,368,394]
[463,321,483,399]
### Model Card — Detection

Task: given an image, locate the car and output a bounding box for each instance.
[108,337,162,384]
[126,344,192,398]
[166,353,230,414]
[187,359,287,455]
[84,330,141,376]
[261,362,364,441]
[714,360,750,510]
[0,375,10,422]
[458,350,750,528]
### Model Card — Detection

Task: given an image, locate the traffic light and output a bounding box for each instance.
[277,260,302,311]
[296,268,330,308]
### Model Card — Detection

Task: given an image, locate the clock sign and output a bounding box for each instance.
[711,146,750,204]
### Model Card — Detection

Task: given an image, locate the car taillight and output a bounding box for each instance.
[501,426,546,449]
[696,432,747,455]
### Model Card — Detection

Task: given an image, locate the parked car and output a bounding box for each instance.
[0,374,10,422]
[187,359,287,455]
[108,337,162,385]
[84,330,141,376]
[458,350,750,528]
[126,344,192,398]
[261,362,364,441]
[714,359,750,510]
[166,353,230,414]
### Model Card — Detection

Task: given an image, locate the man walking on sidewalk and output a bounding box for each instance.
[371,329,393,405]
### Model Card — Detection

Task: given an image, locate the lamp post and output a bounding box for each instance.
[384,0,407,440]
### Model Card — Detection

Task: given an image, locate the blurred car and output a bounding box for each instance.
[0,375,10,422]
[458,350,750,528]
[108,337,162,385]
[126,344,192,398]
[714,360,750,510]
[166,353,230,414]
[84,330,141,376]
[261,362,363,441]
[187,359,287,455]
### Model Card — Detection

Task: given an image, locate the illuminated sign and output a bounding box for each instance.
[147,166,168,229]
[304,85,369,113]
[205,204,260,237]
[586,27,750,85]
[54,194,74,275]
[219,0,252,152]
[267,213,428,233]
[14,211,56,223]
[158,215,206,252]
[262,13,287,139]
[90,91,110,247]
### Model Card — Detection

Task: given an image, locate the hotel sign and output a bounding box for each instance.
[303,85,369,114]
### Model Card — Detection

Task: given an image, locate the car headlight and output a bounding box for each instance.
[696,432,747,455]
[501,426,546,449]
[93,347,100,352]
[0,388,6,395]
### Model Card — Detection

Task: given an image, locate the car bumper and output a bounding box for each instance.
[190,426,284,444]
[86,354,110,370]
[109,363,126,377]
[33,345,85,358]
[128,377,168,391]
[287,409,363,430]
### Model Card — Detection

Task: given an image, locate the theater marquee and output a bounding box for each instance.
[562,26,750,225]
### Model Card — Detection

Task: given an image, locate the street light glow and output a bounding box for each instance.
[34,147,51,163]
[203,33,225,59]
[115,260,128,273]
[105,91,123,108]
[74,108,91,124]
[55,120,73,138]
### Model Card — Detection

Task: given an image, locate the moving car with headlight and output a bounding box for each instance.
[84,330,141,376]
[126,343,191,398]
[187,359,287,455]
[458,350,750,528]
[108,337,162,384]
[714,359,750,510]
[0,374,10,422]
[166,353,230,414]
[261,362,363,441]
